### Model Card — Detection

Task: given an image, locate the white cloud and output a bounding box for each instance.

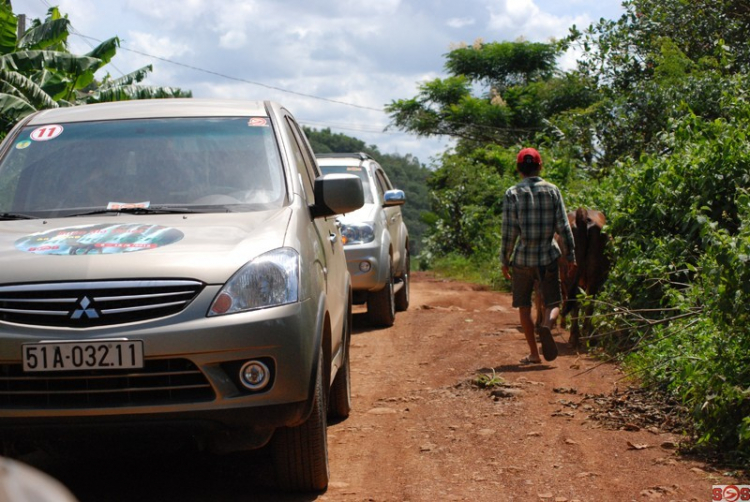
[447,17,476,28]
[10,0,625,162]
[126,32,191,60]
[219,31,247,49]
[124,0,212,26]
[487,0,591,41]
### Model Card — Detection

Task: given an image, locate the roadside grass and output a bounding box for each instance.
[425,252,507,291]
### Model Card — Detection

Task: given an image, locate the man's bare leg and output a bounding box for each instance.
[519,306,541,362]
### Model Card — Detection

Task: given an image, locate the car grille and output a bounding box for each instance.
[0,280,204,327]
[0,359,214,409]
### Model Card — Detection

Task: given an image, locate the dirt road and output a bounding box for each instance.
[29,272,737,501]
[321,272,728,502]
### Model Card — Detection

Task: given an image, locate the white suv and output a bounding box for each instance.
[316,153,409,326]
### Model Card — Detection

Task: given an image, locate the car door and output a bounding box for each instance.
[284,117,347,366]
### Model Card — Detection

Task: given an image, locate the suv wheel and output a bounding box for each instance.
[395,250,410,312]
[367,261,395,327]
[272,350,329,491]
[328,291,352,419]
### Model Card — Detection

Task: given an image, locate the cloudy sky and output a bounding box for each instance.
[14,0,625,164]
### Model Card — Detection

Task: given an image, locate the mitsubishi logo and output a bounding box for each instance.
[71,297,99,319]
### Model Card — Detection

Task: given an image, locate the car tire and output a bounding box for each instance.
[328,290,352,420]
[367,261,395,327]
[395,249,410,312]
[272,350,329,492]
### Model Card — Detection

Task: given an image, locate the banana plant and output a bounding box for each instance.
[0,2,191,137]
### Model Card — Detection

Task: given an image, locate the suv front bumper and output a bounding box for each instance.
[0,288,320,448]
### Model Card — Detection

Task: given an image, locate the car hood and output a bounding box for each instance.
[0,208,293,285]
[336,202,381,224]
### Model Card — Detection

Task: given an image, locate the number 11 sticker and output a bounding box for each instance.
[30,124,64,141]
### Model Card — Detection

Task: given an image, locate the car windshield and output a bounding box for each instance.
[0,117,287,218]
[319,165,374,204]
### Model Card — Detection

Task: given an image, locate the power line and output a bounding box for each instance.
[71,33,386,113]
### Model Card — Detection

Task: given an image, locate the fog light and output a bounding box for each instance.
[359,261,372,272]
[239,360,271,391]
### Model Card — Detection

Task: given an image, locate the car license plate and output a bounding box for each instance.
[22,340,144,372]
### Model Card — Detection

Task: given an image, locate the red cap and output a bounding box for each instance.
[517,147,542,166]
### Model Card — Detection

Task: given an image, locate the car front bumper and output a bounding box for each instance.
[344,242,386,291]
[0,287,319,446]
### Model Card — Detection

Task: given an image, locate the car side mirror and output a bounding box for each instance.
[311,174,364,218]
[383,189,405,207]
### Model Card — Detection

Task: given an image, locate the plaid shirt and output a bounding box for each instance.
[501,176,575,267]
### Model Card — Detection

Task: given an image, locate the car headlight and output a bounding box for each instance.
[341,222,375,245]
[208,247,299,316]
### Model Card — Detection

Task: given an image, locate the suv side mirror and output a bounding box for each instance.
[311,174,364,218]
[383,189,405,207]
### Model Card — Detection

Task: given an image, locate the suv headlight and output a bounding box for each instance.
[341,222,375,245]
[208,247,299,316]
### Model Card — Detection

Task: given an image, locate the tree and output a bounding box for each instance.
[561,0,750,165]
[386,40,596,149]
[0,3,191,137]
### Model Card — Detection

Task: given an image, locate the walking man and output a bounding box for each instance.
[501,148,576,363]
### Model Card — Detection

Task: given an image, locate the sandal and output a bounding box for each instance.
[538,326,558,362]
[519,355,542,365]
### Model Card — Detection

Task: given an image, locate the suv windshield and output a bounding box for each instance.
[319,165,374,204]
[0,117,286,218]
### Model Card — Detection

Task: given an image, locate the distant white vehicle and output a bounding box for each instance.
[317,153,410,327]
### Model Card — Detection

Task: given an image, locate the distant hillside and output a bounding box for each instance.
[304,127,431,255]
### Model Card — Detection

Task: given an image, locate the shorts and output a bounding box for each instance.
[511,262,562,309]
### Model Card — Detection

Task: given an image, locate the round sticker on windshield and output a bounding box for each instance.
[15,223,184,255]
[248,117,268,127]
[30,125,64,141]
[15,140,31,150]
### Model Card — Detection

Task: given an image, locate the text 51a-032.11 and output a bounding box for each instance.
[22,340,144,372]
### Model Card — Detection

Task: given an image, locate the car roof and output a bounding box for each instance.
[24,99,273,125]
[316,154,378,169]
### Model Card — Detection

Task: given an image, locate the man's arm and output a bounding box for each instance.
[500,191,518,279]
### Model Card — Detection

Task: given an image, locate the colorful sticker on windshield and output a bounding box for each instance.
[347,167,362,171]
[30,125,64,141]
[15,223,184,255]
[15,140,31,150]
[248,117,268,127]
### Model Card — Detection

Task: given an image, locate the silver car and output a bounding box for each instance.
[0,99,363,491]
[316,153,409,327]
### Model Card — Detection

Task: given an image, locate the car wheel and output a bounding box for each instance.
[395,249,410,312]
[367,261,395,327]
[272,350,329,491]
[328,289,352,420]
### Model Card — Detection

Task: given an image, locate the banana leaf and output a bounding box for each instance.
[17,18,70,51]
[31,68,69,101]
[0,69,58,109]
[98,65,153,89]
[85,37,119,67]
[0,3,16,56]
[0,92,38,121]
[5,50,100,75]
[84,84,192,103]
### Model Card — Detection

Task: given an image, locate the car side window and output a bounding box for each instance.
[372,167,386,202]
[377,169,394,191]
[281,117,315,203]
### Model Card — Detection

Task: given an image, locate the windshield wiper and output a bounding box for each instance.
[0,212,37,220]
[67,206,203,217]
